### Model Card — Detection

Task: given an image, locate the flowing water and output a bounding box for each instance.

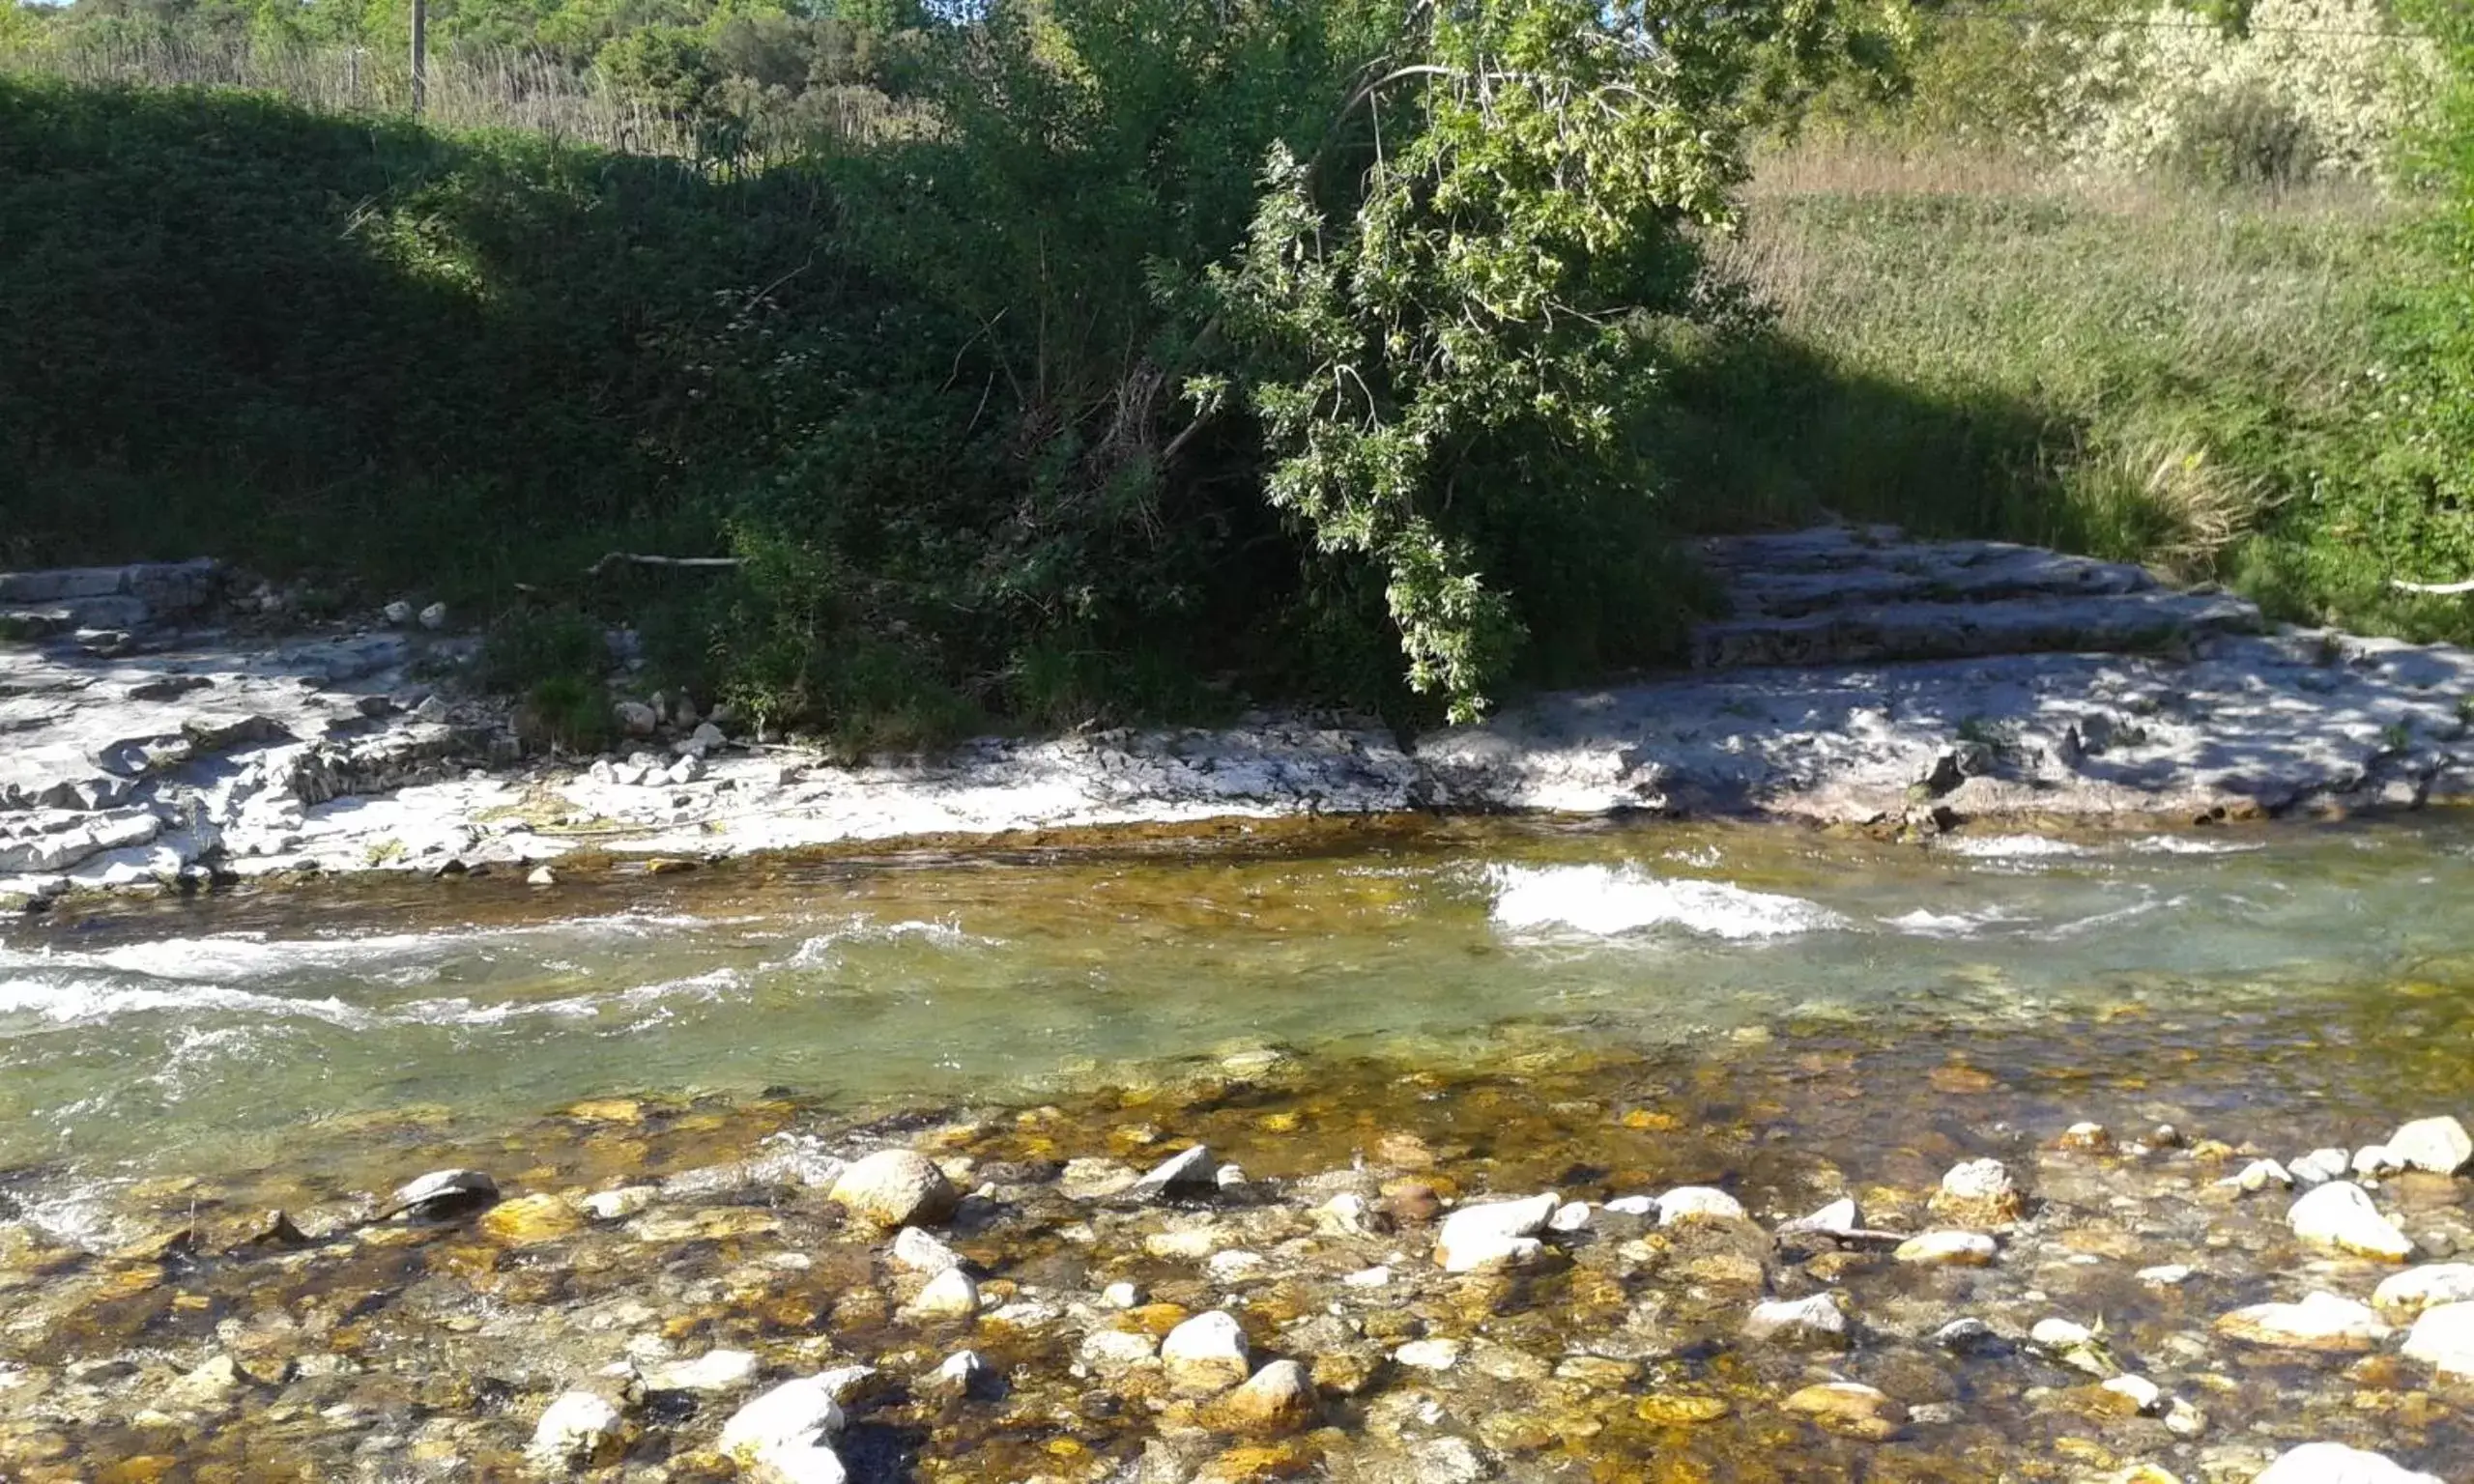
[10,814,2474,1481]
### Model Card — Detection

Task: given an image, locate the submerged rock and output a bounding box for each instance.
[479,1193,584,1246]
[1895,1231,1997,1267]
[1783,1382,1905,1441]
[643,1350,760,1395]
[2215,1292,2385,1352]
[1744,1294,1848,1349]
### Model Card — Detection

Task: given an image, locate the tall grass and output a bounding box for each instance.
[0,32,918,159]
[1667,137,2427,613]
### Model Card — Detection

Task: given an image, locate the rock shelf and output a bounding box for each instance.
[12,528,2474,908]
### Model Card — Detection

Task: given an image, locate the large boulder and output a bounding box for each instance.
[829,1150,959,1229]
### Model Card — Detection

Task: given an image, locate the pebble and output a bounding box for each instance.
[1655,1185,1745,1225]
[1079,1328,1160,1373]
[1548,1200,1592,1232]
[2137,1264,2194,1286]
[417,602,447,630]
[1743,1294,1848,1349]
[891,1226,964,1275]
[377,1167,499,1221]
[900,1268,980,1322]
[1932,1157,2024,1225]
[2287,1182,2413,1261]
[1342,1265,1393,1289]
[2353,1145,2405,1178]
[1782,1382,1906,1441]
[1101,1281,1142,1308]
[526,1390,626,1470]
[717,1374,850,1484]
[1895,1230,1997,1267]
[1394,1338,1464,1371]
[642,1350,760,1394]
[382,600,414,625]
[1776,1196,1858,1237]
[1160,1311,1251,1394]
[829,1150,959,1229]
[2373,1263,2474,1318]
[2214,1292,2385,1352]
[1204,1359,1319,1437]
[1432,1191,1556,1271]
[2253,1442,2443,1484]
[2401,1299,2474,1376]
[1603,1194,1657,1216]
[2386,1115,2473,1175]
[2221,1158,2293,1193]
[2101,1374,2164,1414]
[1131,1145,1219,1201]
[2289,1148,2349,1185]
[928,1350,987,1399]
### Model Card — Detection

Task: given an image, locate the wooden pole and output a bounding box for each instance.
[409,0,427,117]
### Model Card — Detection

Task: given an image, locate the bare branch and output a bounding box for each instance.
[586,553,745,579]
[2393,577,2474,595]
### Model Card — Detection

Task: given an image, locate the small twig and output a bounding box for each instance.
[2393,577,2474,595]
[585,553,746,579]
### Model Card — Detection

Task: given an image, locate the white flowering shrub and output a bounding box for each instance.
[2055,0,2445,184]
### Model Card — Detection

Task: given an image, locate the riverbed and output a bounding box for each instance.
[5,815,2473,1481]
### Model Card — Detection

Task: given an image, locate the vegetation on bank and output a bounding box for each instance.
[2,0,2470,749]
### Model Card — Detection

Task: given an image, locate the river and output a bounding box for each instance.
[4,815,2472,1480]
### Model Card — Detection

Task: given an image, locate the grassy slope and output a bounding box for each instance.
[1663,142,2474,643]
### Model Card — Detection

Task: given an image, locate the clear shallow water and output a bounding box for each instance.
[8,814,2474,1184]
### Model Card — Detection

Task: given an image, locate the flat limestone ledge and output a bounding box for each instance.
[9,624,2474,905]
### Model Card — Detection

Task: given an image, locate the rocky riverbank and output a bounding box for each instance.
[4,1023,2471,1483]
[14,526,2474,909]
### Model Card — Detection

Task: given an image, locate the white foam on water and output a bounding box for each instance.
[2122,835,2262,856]
[1882,906,2028,939]
[0,912,723,986]
[775,916,989,969]
[1488,864,1849,940]
[1932,836,2092,860]
[0,975,375,1029]
[393,968,749,1028]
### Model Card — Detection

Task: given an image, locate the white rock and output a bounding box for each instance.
[2287,1182,2413,1260]
[1433,1191,1557,1272]
[1394,1338,1464,1371]
[665,755,703,785]
[2217,1292,2385,1351]
[1603,1194,1657,1216]
[1548,1201,1593,1232]
[1100,1281,1141,1309]
[527,865,560,887]
[2221,1158,2293,1193]
[2354,1145,2405,1178]
[929,1350,987,1396]
[527,1389,625,1470]
[2387,1116,2473,1175]
[2254,1441,2442,1484]
[1131,1145,1218,1199]
[2100,1374,2163,1414]
[1743,1294,1848,1348]
[1078,1328,1159,1372]
[613,700,658,738]
[382,600,414,626]
[1776,1197,1858,1237]
[2402,1299,2474,1376]
[1342,1265,1393,1289]
[1206,1249,1267,1283]
[719,1375,849,1483]
[643,1350,760,1394]
[2137,1264,2195,1286]
[1940,1157,2018,1204]
[2373,1263,2474,1318]
[1315,1193,1375,1235]
[1657,1185,1745,1225]
[829,1149,958,1229]
[1159,1311,1251,1393]
[2290,1148,2350,1185]
[582,1186,655,1221]
[417,602,447,631]
[891,1226,963,1275]
[901,1268,980,1322]
[1895,1231,1998,1267]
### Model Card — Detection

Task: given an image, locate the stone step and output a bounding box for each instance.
[1705,540,2157,619]
[1689,589,2262,671]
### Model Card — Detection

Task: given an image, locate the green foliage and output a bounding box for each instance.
[476,608,611,693]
